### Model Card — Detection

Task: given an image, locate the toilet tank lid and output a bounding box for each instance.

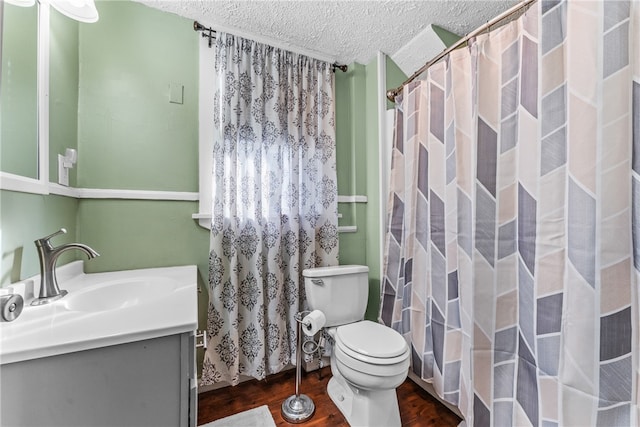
[303,265,369,277]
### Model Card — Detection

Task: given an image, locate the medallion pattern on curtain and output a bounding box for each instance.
[201,33,339,386]
[381,1,640,425]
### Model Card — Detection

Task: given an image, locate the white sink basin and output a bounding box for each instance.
[0,261,197,365]
[63,277,178,312]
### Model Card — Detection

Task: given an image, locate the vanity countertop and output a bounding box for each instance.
[0,261,198,365]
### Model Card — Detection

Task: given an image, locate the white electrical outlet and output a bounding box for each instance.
[58,155,69,186]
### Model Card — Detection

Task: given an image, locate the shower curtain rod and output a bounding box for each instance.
[386,0,537,102]
[193,20,348,73]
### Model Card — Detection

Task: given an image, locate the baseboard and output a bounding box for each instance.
[197,355,331,394]
[198,364,297,393]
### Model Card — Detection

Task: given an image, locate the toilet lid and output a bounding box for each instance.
[335,320,408,359]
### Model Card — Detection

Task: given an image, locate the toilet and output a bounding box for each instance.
[303,265,410,427]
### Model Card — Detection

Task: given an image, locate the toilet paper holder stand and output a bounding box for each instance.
[281,310,316,423]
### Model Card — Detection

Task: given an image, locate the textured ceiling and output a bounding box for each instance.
[136,0,517,72]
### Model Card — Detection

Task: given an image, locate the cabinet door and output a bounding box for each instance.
[1,335,185,427]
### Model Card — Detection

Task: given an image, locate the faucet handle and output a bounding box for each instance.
[36,228,67,245]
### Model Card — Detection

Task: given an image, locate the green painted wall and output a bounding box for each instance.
[1,3,38,178]
[335,65,359,197]
[77,0,198,191]
[77,200,208,275]
[0,190,79,286]
[334,58,384,321]
[335,63,368,268]
[385,55,407,110]
[72,0,201,266]
[432,24,462,48]
[338,54,407,321]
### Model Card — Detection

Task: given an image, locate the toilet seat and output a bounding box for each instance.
[335,320,409,365]
[333,321,410,391]
[335,342,410,378]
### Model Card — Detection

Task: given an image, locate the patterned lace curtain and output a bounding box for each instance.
[201,33,339,386]
[382,1,640,426]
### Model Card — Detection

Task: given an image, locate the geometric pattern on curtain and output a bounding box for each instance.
[201,32,339,386]
[381,1,640,425]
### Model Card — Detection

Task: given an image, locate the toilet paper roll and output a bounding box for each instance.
[301,310,326,336]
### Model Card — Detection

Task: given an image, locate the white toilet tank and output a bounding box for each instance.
[303,265,369,327]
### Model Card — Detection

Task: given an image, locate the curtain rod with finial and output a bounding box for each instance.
[193,21,216,47]
[193,20,348,73]
[332,64,348,73]
[386,0,536,103]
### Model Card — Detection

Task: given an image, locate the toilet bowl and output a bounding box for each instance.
[303,265,409,427]
[325,321,410,426]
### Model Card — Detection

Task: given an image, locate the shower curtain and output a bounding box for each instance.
[381,1,640,425]
[201,33,339,386]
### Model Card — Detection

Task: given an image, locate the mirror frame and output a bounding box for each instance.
[0,1,49,195]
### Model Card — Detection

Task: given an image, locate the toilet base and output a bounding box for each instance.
[327,375,402,427]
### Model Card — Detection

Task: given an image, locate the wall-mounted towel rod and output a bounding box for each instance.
[192,20,348,73]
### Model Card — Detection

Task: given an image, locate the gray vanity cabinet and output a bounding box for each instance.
[0,332,196,427]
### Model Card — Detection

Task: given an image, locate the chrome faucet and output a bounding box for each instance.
[32,228,100,306]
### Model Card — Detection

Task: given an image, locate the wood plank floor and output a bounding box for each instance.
[198,367,462,426]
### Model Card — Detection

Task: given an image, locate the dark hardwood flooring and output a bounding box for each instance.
[198,367,462,426]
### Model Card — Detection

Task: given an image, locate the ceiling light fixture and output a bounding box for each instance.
[5,0,37,7]
[48,0,99,23]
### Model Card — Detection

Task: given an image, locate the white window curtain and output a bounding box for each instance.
[201,32,339,386]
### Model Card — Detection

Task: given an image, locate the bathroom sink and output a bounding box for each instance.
[0,262,197,365]
[63,277,178,312]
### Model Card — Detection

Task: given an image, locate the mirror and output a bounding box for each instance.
[1,2,39,179]
[49,6,79,185]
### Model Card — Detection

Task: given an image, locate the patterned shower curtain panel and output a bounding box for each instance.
[201,32,339,386]
[381,1,640,426]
